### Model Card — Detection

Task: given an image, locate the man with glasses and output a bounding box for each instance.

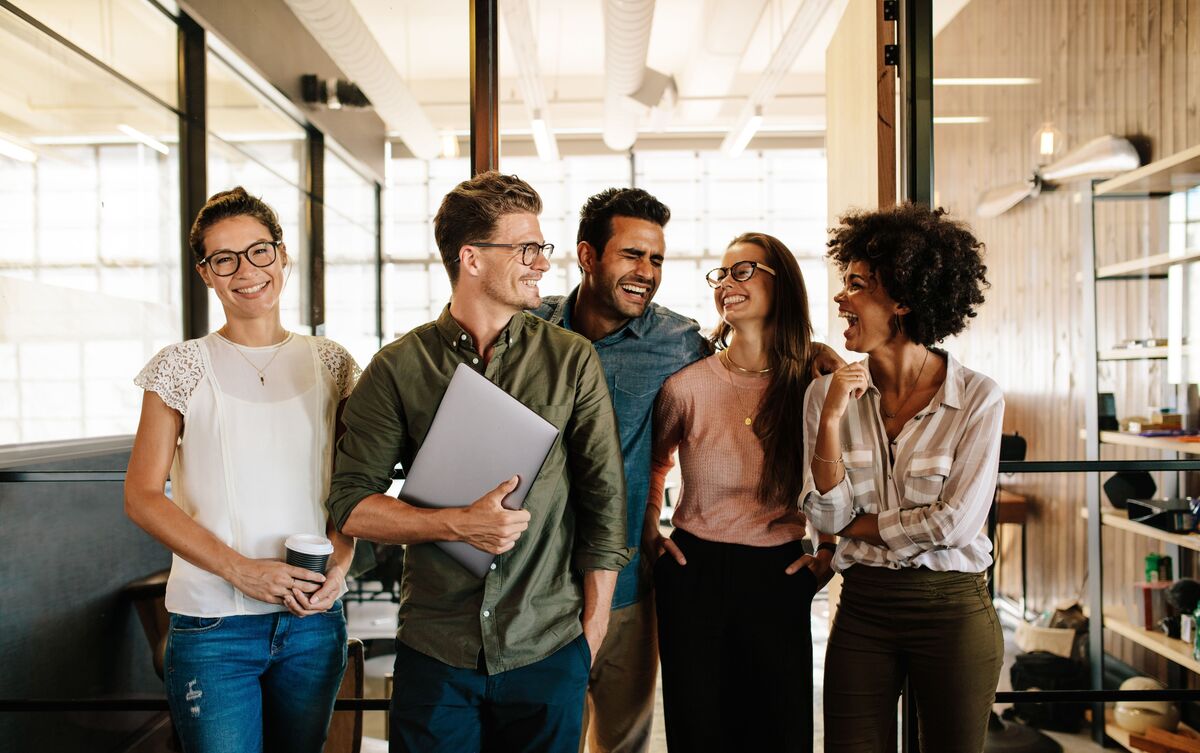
[327,171,630,753]
[532,188,709,753]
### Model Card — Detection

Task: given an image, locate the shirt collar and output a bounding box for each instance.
[556,285,649,340]
[435,303,524,350]
[863,347,962,413]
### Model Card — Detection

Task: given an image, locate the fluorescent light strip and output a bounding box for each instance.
[423,123,825,139]
[530,113,559,162]
[933,77,1039,86]
[30,134,178,146]
[117,124,170,155]
[0,135,37,163]
[933,116,990,125]
[723,107,764,158]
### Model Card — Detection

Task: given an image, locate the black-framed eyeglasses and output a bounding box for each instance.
[198,241,280,277]
[464,241,555,266]
[706,260,777,288]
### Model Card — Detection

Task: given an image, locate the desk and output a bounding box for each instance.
[993,489,1029,613]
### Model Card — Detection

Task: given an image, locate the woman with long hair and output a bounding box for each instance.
[125,187,358,752]
[803,204,1003,752]
[644,232,838,753]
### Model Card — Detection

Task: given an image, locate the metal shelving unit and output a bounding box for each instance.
[1083,143,1200,746]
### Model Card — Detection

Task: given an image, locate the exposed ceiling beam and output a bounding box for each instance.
[281,0,440,159]
[719,0,842,156]
[500,0,558,161]
[675,0,769,122]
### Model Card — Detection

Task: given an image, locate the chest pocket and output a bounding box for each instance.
[614,374,659,399]
[842,445,877,508]
[904,449,953,507]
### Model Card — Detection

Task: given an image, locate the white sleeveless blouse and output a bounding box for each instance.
[135,332,360,617]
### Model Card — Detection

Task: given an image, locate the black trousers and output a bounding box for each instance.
[654,528,817,753]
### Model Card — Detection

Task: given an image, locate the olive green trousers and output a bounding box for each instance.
[823,565,1003,753]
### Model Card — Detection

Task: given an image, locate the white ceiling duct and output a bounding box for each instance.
[501,0,559,161]
[719,0,839,156]
[282,0,439,160]
[603,0,656,151]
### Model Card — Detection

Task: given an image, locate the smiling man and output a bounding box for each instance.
[327,172,630,753]
[532,188,710,753]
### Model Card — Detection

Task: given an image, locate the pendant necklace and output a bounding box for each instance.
[720,350,768,426]
[220,329,292,386]
[881,347,930,420]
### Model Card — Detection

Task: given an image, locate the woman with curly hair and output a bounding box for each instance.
[801,203,1004,752]
[646,232,839,753]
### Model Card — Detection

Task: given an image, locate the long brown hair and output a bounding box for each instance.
[713,232,815,507]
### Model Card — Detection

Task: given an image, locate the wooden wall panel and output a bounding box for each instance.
[933,0,1198,676]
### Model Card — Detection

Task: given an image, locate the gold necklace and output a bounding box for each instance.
[881,347,930,420]
[720,351,763,427]
[723,349,772,374]
[219,329,292,386]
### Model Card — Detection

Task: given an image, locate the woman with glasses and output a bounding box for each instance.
[125,187,359,753]
[644,232,839,753]
[802,204,1002,752]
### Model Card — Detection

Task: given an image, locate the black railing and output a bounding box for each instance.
[7,456,1200,753]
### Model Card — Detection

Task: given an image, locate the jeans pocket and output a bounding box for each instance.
[575,634,593,670]
[169,614,224,634]
[317,599,345,618]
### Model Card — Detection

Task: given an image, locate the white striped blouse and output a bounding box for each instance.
[800,350,1005,573]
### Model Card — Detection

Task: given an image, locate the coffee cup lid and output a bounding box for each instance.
[285,534,333,556]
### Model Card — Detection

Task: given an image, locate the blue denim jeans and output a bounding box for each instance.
[164,601,348,753]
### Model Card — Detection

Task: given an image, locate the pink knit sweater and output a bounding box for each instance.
[648,355,811,546]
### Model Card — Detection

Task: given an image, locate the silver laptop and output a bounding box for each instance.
[398,363,560,577]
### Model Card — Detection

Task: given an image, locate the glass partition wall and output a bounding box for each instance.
[0,3,181,443]
[0,1,385,446]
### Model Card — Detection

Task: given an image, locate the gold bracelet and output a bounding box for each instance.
[812,451,844,466]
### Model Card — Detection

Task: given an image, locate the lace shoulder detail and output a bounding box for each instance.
[314,337,362,399]
[133,340,205,415]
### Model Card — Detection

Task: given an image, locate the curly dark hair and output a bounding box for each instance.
[576,187,670,256]
[826,203,989,345]
[188,186,283,262]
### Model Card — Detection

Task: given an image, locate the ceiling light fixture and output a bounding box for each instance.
[531,111,559,162]
[439,132,460,160]
[117,124,170,155]
[0,135,37,163]
[933,116,990,125]
[933,77,1040,86]
[1033,122,1064,162]
[722,106,763,158]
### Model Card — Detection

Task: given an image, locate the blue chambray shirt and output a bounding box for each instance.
[532,288,711,609]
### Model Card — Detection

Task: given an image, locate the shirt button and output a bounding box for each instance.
[482,610,491,618]
[460,334,467,341]
[472,357,479,365]
[489,563,497,571]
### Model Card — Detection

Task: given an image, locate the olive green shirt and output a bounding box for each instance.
[327,305,631,674]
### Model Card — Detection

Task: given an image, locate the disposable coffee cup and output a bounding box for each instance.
[285,534,334,576]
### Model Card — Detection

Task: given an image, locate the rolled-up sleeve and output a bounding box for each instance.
[568,346,632,572]
[326,354,408,531]
[876,386,1004,558]
[799,378,857,534]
